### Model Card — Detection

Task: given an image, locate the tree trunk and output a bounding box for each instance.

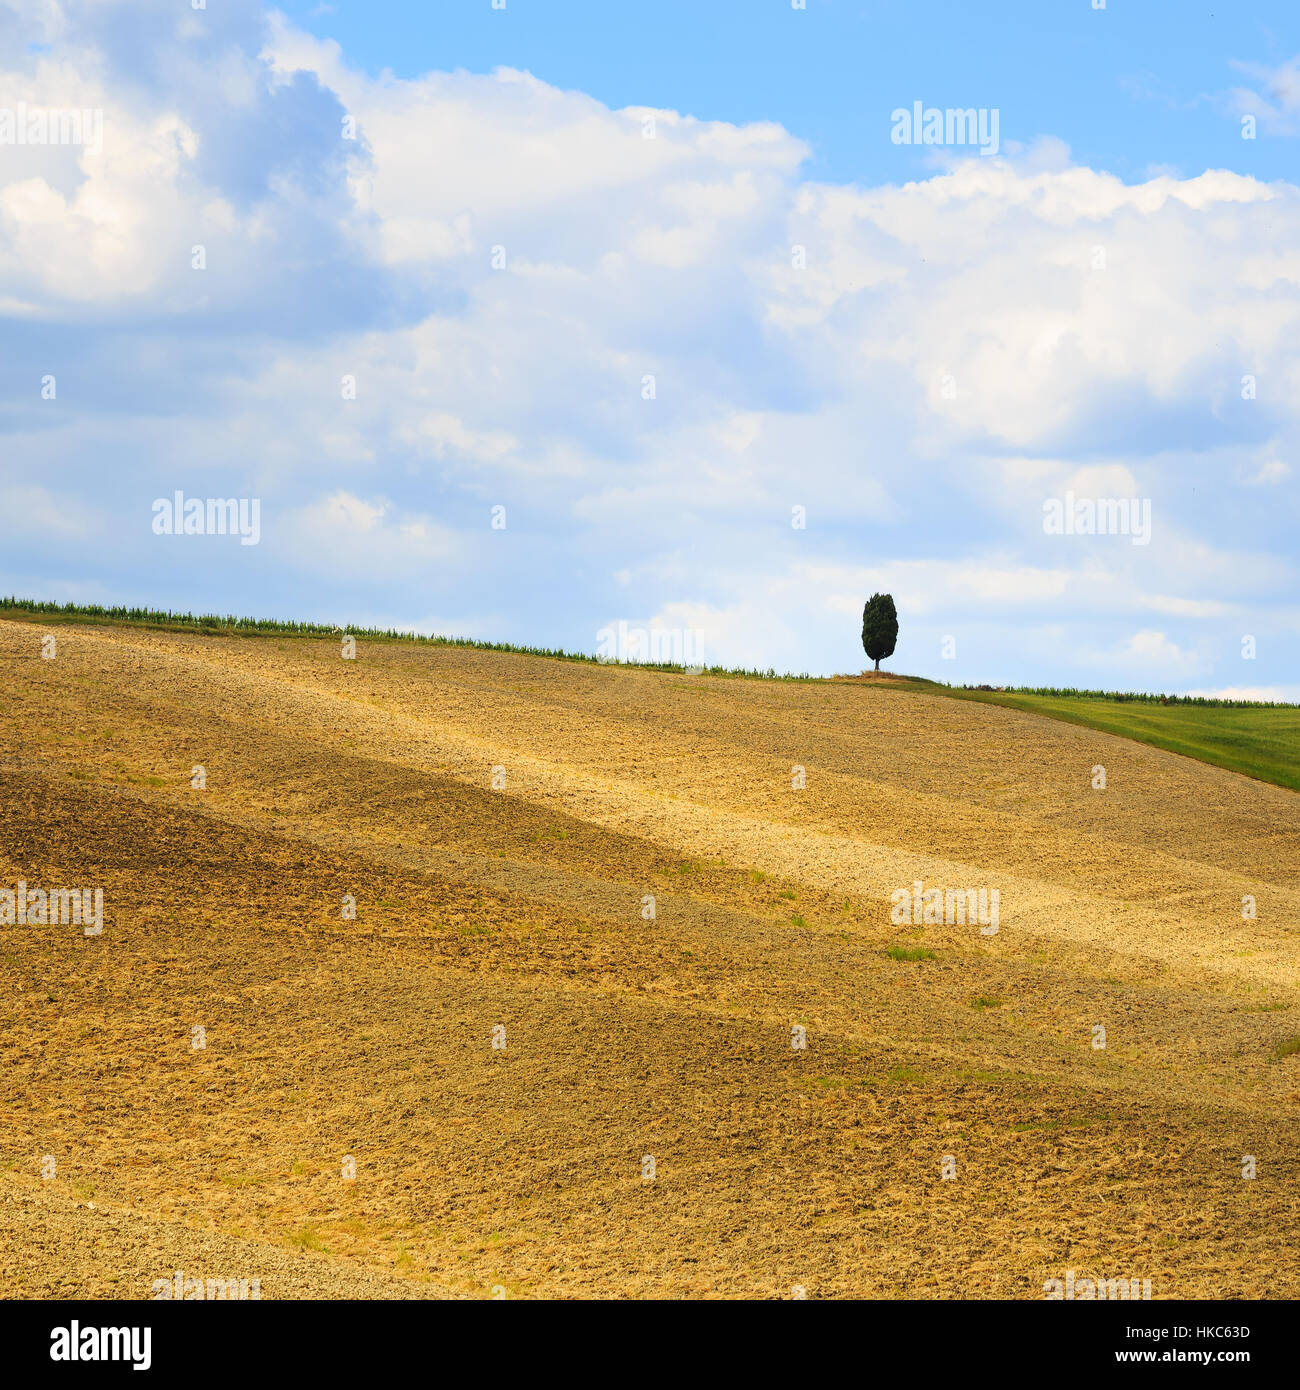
[874,657,880,671]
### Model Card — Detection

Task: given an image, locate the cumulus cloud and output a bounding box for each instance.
[281,490,460,581]
[1122,629,1200,674]
[0,1,1296,691]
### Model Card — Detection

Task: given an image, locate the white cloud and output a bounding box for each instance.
[1229,56,1300,135]
[1240,458,1291,485]
[1139,595,1234,619]
[281,491,460,580]
[1,7,1297,689]
[0,484,96,537]
[401,412,517,464]
[1183,685,1300,703]
[1121,629,1200,675]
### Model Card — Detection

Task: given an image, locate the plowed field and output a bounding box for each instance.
[2,618,1297,1298]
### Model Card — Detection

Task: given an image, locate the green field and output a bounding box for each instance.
[928,685,1300,793]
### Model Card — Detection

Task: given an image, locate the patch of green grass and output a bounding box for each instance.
[777,890,796,901]
[886,945,936,962]
[928,685,1300,793]
[956,1067,1021,1085]
[886,1066,926,1083]
[790,914,806,927]
[288,1226,329,1253]
[1271,1036,1300,1061]
[969,996,1002,1010]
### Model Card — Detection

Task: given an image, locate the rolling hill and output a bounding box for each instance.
[2,615,1298,1298]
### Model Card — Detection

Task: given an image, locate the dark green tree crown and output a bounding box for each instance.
[861,592,898,664]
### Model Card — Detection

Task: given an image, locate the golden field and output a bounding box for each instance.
[1,616,1298,1298]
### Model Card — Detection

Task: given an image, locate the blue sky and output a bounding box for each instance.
[2,0,1298,692]
[281,0,1300,187]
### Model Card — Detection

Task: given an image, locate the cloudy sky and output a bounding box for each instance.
[2,0,1298,693]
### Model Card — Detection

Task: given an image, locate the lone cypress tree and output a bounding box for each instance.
[861,593,898,672]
